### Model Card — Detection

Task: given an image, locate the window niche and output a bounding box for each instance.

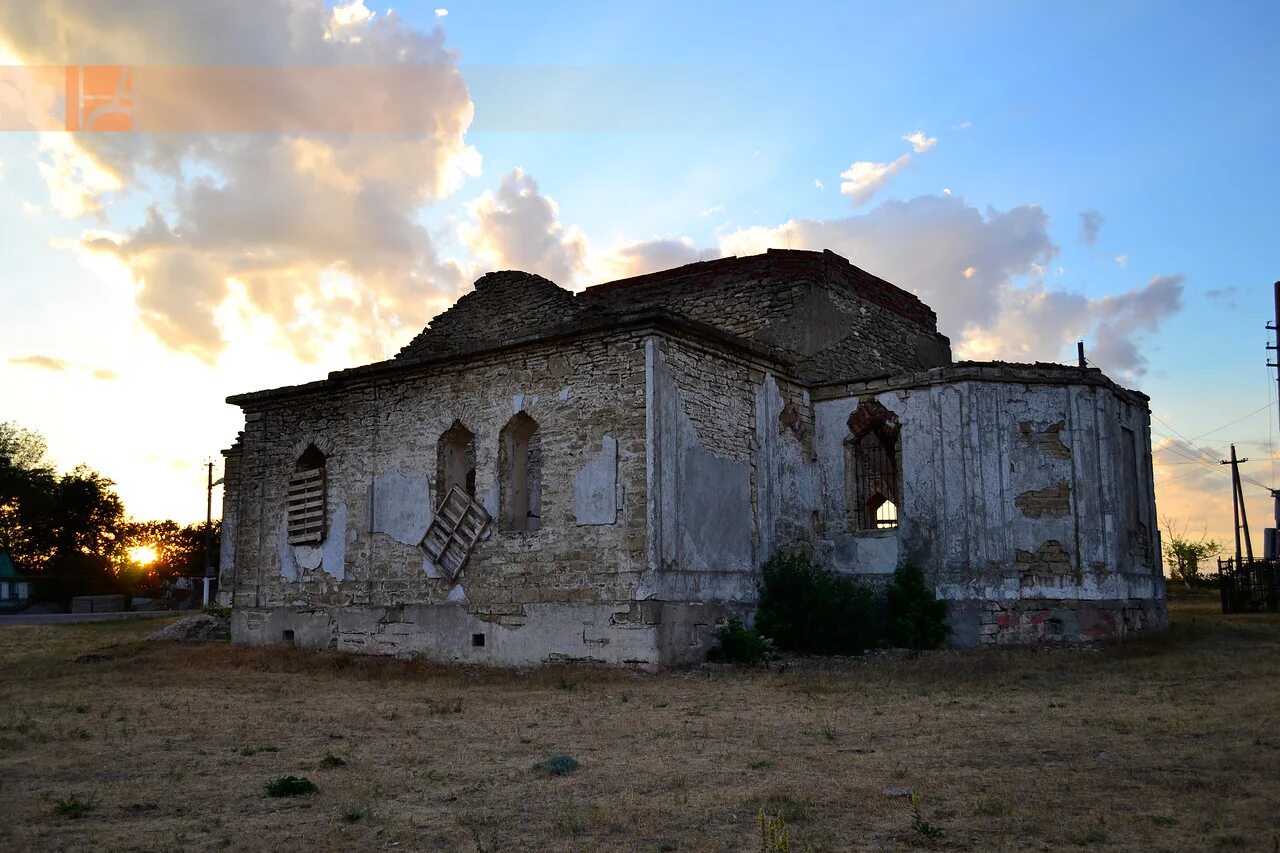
[844,401,902,532]
[499,412,542,532]
[287,444,327,545]
[436,420,477,499]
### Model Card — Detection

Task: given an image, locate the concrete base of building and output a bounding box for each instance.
[947,595,1169,647]
[230,599,744,667]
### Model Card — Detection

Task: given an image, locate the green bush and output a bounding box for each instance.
[264,775,318,797]
[886,563,949,651]
[707,616,771,665]
[533,754,580,777]
[756,553,877,655]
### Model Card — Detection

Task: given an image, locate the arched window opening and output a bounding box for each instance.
[844,402,902,532]
[499,412,542,532]
[437,421,476,499]
[288,444,327,545]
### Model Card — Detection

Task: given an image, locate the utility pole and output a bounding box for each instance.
[203,460,224,607]
[1221,445,1254,564]
[1267,281,1280,558]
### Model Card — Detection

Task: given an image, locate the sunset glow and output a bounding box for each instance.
[127,545,158,567]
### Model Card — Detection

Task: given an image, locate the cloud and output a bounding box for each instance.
[954,121,972,130]
[1206,286,1241,310]
[8,354,68,372]
[597,237,719,281]
[717,193,1184,379]
[839,154,910,205]
[903,131,937,153]
[1115,254,1128,267]
[7,354,120,380]
[814,179,824,191]
[461,168,587,285]
[967,273,1183,377]
[699,205,725,217]
[2,0,479,365]
[1079,209,1103,245]
[435,8,448,16]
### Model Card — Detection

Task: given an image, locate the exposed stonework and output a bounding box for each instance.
[1019,420,1071,459]
[219,249,1166,663]
[1015,482,1072,518]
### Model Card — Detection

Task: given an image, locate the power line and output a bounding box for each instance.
[1186,402,1275,442]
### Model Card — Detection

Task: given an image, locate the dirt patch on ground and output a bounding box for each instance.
[0,601,1277,851]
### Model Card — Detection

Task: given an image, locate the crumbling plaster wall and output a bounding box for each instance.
[808,374,1165,644]
[644,334,758,605]
[222,331,666,664]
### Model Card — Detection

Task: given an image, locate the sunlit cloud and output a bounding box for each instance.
[461,168,587,285]
[4,0,480,366]
[903,131,937,153]
[839,154,910,205]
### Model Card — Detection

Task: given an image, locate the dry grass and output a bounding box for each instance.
[1,598,1278,851]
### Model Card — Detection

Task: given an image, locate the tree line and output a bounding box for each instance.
[0,421,217,605]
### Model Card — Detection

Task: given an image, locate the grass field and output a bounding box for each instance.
[1,597,1278,851]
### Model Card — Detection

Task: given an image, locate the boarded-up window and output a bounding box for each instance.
[845,402,902,531]
[287,445,326,545]
[500,412,542,532]
[420,485,492,580]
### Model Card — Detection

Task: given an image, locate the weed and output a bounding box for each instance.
[707,617,772,665]
[974,794,1009,816]
[1063,825,1107,845]
[748,759,775,770]
[748,793,811,823]
[430,698,463,715]
[1149,814,1176,827]
[555,809,586,835]
[758,809,791,853]
[339,802,371,823]
[238,745,278,756]
[53,795,96,818]
[909,792,945,839]
[534,754,580,776]
[264,775,318,797]
[320,752,346,768]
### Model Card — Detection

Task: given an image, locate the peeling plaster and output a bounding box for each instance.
[574,436,618,525]
[321,503,347,580]
[372,471,433,546]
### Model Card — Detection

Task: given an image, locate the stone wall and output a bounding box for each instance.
[221,329,672,664]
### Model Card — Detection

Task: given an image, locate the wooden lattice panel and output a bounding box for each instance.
[420,485,491,581]
[286,467,326,545]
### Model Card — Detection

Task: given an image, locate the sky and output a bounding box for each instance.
[0,0,1277,557]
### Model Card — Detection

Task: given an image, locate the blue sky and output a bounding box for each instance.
[0,0,1276,546]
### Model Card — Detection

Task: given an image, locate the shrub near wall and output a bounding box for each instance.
[727,554,949,661]
[755,553,878,655]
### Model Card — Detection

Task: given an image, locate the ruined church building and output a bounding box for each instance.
[218,249,1167,663]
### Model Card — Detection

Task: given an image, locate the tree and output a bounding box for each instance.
[1161,517,1221,590]
[0,423,127,603]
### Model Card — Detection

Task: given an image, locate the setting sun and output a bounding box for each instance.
[127,545,158,566]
